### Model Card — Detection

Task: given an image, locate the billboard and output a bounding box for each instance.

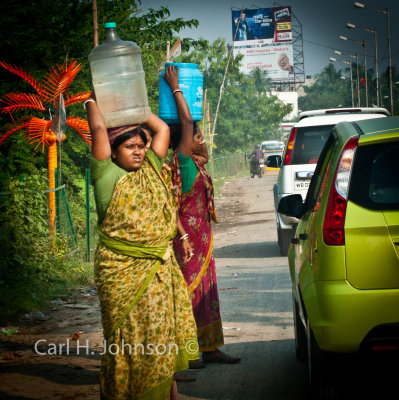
[232,6,294,81]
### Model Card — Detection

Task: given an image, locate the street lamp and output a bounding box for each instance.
[339,35,368,107]
[346,22,379,106]
[382,94,389,108]
[335,50,360,106]
[354,2,392,114]
[330,57,354,107]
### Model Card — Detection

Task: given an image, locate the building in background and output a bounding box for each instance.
[297,76,316,97]
[273,91,298,120]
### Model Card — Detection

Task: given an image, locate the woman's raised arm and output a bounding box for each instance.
[163,66,193,157]
[86,95,111,161]
[194,131,209,164]
[144,113,170,159]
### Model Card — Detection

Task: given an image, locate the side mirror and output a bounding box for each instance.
[278,194,304,219]
[266,155,282,168]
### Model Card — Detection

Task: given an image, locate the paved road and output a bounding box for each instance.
[179,174,309,400]
[2,173,395,399]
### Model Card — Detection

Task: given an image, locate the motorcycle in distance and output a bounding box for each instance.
[249,156,264,178]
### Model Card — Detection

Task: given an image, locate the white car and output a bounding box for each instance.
[271,107,390,256]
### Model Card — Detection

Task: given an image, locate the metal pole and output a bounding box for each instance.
[349,61,354,107]
[85,168,91,262]
[356,53,360,106]
[387,8,393,115]
[207,104,215,177]
[363,41,368,107]
[166,41,170,63]
[55,168,61,234]
[374,30,379,106]
[92,0,98,47]
[202,88,207,134]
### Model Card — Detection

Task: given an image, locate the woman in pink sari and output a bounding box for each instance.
[163,65,241,366]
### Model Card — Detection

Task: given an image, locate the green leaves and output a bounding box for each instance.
[179,38,292,152]
[299,64,352,111]
[0,172,61,321]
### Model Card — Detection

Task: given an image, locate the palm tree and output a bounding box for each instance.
[317,64,342,85]
[0,59,91,234]
[249,68,271,94]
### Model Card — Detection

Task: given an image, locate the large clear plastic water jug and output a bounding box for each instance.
[159,63,203,124]
[88,22,151,128]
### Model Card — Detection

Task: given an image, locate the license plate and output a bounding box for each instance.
[295,181,310,189]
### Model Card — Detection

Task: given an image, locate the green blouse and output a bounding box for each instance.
[178,151,198,194]
[90,149,163,222]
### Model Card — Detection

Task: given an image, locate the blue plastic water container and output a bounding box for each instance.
[159,63,203,124]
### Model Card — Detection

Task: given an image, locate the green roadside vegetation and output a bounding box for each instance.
[209,153,248,197]
[299,63,399,112]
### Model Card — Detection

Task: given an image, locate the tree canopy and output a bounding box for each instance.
[181,38,292,152]
[298,64,350,111]
[299,62,399,112]
[0,1,200,183]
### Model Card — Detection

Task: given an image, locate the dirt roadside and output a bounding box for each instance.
[0,173,299,400]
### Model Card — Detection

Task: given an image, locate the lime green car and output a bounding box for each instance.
[278,117,399,397]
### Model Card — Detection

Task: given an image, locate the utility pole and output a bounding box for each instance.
[363,40,368,107]
[212,7,244,138]
[354,3,393,113]
[92,0,98,47]
[387,8,393,114]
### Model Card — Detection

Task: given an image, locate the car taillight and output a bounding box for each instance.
[372,345,399,352]
[323,137,358,246]
[284,128,297,165]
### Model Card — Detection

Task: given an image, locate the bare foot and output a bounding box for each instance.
[169,380,178,400]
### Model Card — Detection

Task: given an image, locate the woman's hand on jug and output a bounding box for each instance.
[163,65,180,92]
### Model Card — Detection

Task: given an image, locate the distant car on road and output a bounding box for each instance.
[264,151,283,175]
[261,140,284,154]
[271,107,390,256]
[278,116,399,398]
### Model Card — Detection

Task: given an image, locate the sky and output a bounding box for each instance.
[140,0,399,78]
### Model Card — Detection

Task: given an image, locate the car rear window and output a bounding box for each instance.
[349,141,399,210]
[292,125,333,164]
[261,142,281,151]
[264,145,282,151]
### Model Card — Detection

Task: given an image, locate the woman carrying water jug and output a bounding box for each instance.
[163,65,241,367]
[86,94,198,400]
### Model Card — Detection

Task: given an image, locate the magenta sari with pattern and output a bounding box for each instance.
[170,151,224,352]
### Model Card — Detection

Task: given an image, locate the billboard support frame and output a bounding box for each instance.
[272,4,305,92]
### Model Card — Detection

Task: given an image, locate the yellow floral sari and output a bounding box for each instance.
[94,153,198,400]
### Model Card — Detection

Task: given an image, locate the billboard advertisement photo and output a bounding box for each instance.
[232,6,294,82]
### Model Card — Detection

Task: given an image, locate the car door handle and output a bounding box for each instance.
[299,233,308,240]
[291,238,300,245]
